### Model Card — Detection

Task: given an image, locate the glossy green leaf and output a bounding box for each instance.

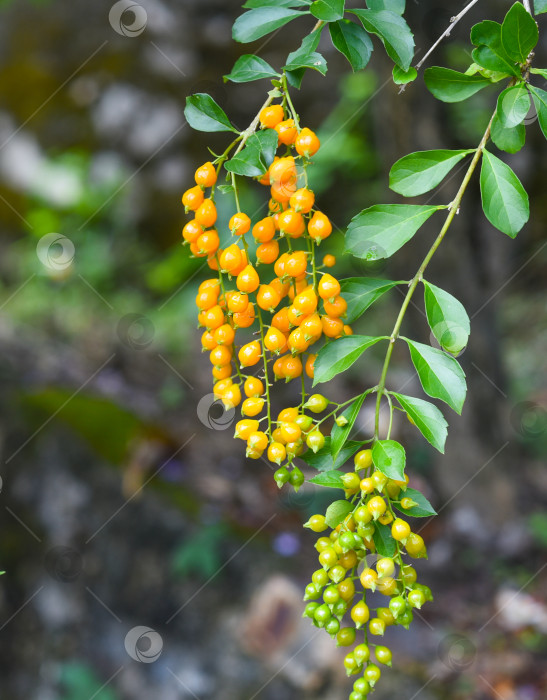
[351,9,414,71]
[389,149,472,197]
[501,2,539,63]
[325,500,353,528]
[311,0,345,21]
[329,20,374,71]
[366,0,405,14]
[339,278,401,323]
[423,280,470,354]
[392,392,448,453]
[184,94,237,133]
[424,67,493,103]
[496,85,531,128]
[530,68,547,79]
[392,65,417,84]
[225,129,278,177]
[224,55,280,83]
[346,204,444,260]
[470,20,503,47]
[471,45,520,77]
[534,0,547,14]
[284,30,327,75]
[403,338,467,414]
[490,114,526,153]
[372,439,406,480]
[299,438,363,471]
[330,392,368,460]
[394,487,437,517]
[313,335,387,385]
[309,470,345,488]
[480,149,529,238]
[529,86,547,140]
[233,7,304,43]
[372,522,397,557]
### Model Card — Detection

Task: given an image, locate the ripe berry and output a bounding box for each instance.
[323,295,347,318]
[257,284,281,311]
[213,324,235,346]
[237,265,260,293]
[367,496,387,520]
[220,245,244,275]
[285,251,308,278]
[295,127,320,157]
[183,219,202,243]
[259,104,284,129]
[203,305,225,330]
[234,420,259,440]
[252,217,276,243]
[247,431,268,453]
[194,161,217,188]
[222,384,242,409]
[195,199,217,227]
[267,442,286,465]
[305,354,316,378]
[391,518,411,541]
[290,188,315,214]
[282,355,303,379]
[256,240,280,265]
[182,185,204,211]
[318,273,341,300]
[241,397,265,417]
[238,341,262,367]
[275,118,297,146]
[308,211,332,242]
[323,254,336,268]
[229,212,251,236]
[360,568,378,590]
[232,303,255,329]
[321,315,344,338]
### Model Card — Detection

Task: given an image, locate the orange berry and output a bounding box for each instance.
[269,197,287,214]
[232,303,255,329]
[241,397,265,417]
[182,219,202,243]
[244,376,264,398]
[236,264,260,294]
[212,364,232,380]
[272,307,291,334]
[252,217,276,243]
[288,327,310,354]
[271,182,295,204]
[259,104,285,129]
[308,211,332,242]
[269,277,290,300]
[287,305,304,326]
[323,295,347,318]
[343,325,353,336]
[213,323,235,346]
[323,254,336,268]
[210,345,232,367]
[279,422,301,443]
[295,127,320,157]
[256,284,281,311]
[305,353,316,378]
[275,118,297,146]
[274,252,291,279]
[213,378,233,398]
[203,305,225,330]
[300,313,323,340]
[207,254,220,271]
[285,251,308,278]
[196,229,220,256]
[318,273,341,300]
[264,326,287,354]
[289,188,315,214]
[194,162,217,188]
[222,384,242,409]
[226,291,249,314]
[182,185,204,211]
[219,245,244,275]
[196,289,217,311]
[321,315,344,338]
[278,407,299,423]
[273,355,287,379]
[283,355,303,379]
[229,212,251,236]
[278,209,305,238]
[270,157,297,189]
[293,287,318,315]
[195,199,217,228]
[199,278,220,294]
[201,330,216,351]
[247,431,268,453]
[239,340,262,367]
[256,240,280,265]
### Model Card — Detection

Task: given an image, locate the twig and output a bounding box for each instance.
[522,0,532,13]
[415,0,481,71]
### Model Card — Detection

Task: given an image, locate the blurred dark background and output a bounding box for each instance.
[0,0,546,698]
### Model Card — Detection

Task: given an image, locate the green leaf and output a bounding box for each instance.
[224,55,280,83]
[330,393,368,460]
[233,7,305,43]
[471,45,520,77]
[313,335,387,385]
[470,20,503,47]
[403,338,467,414]
[339,278,401,324]
[372,522,397,557]
[392,65,417,84]
[534,0,547,14]
[299,438,362,471]
[490,114,526,153]
[366,0,405,14]
[480,149,529,238]
[530,68,547,78]
[529,86,547,140]
[325,500,353,528]
[424,67,493,103]
[394,487,437,517]
[225,129,278,177]
[184,94,237,133]
[329,20,374,71]
[372,439,406,480]
[392,392,448,453]
[423,280,470,354]
[389,149,472,197]
[496,85,531,128]
[308,470,345,488]
[501,2,539,63]
[284,30,327,75]
[346,204,444,260]
[351,9,414,71]
[311,0,345,21]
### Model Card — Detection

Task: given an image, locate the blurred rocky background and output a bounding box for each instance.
[0,0,546,698]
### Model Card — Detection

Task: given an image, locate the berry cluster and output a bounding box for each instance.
[182,99,352,487]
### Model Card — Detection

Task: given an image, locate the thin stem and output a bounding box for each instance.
[282,73,301,129]
[523,0,532,13]
[415,0,481,71]
[374,109,496,439]
[258,308,273,436]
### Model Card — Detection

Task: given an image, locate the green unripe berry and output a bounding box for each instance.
[376,607,396,626]
[328,565,346,584]
[312,568,329,587]
[295,414,313,432]
[368,617,386,636]
[304,583,320,600]
[397,608,414,629]
[332,599,348,618]
[305,394,329,413]
[325,617,340,636]
[336,626,356,647]
[305,514,328,532]
[313,603,332,627]
[338,531,356,552]
[371,470,388,491]
[323,584,340,605]
[349,692,365,700]
[288,466,305,489]
[401,565,417,585]
[353,643,370,664]
[306,430,325,453]
[408,589,426,609]
[303,602,319,619]
[341,472,361,491]
[389,595,407,619]
[344,652,359,675]
[353,677,371,694]
[375,645,392,666]
[376,557,395,577]
[364,663,381,685]
[354,506,372,524]
[354,449,373,470]
[274,466,290,488]
[318,547,338,569]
